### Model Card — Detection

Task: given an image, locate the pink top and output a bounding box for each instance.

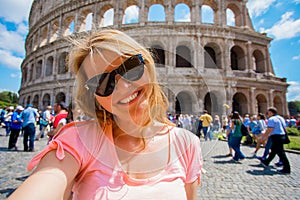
[28,120,203,200]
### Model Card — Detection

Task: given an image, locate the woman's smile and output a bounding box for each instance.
[119,90,140,104]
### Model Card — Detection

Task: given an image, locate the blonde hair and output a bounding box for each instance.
[67,29,171,127]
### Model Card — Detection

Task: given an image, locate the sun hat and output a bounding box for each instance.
[16,105,24,111]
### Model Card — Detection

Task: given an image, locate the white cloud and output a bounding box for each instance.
[293,0,300,4]
[247,0,276,18]
[177,13,190,22]
[0,24,26,55]
[258,19,264,25]
[123,5,139,24]
[0,0,33,24]
[0,49,23,69]
[287,81,300,101]
[292,54,300,60]
[10,73,21,78]
[261,12,300,40]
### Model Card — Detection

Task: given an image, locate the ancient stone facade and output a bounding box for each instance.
[19,0,289,117]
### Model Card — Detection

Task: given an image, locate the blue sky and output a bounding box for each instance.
[0,0,299,101]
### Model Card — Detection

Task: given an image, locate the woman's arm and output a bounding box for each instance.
[8,150,80,200]
[185,180,199,200]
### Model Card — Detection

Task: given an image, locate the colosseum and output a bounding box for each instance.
[19,0,289,117]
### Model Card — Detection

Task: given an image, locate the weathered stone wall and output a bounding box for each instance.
[19,0,289,117]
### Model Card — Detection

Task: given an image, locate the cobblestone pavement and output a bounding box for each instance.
[0,128,299,199]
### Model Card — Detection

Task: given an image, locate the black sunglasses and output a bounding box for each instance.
[85,54,145,97]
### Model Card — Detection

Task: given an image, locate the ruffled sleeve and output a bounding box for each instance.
[27,122,84,172]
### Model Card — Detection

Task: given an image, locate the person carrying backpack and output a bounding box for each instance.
[229,111,246,161]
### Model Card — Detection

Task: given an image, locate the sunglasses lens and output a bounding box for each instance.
[96,72,116,96]
[86,54,145,97]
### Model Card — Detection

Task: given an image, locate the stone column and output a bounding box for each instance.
[139,0,146,25]
[249,87,255,114]
[191,1,200,24]
[268,89,274,108]
[114,4,123,27]
[246,41,252,71]
[216,0,225,26]
[265,46,274,75]
[166,1,173,25]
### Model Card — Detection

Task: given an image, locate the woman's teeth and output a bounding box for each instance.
[119,91,139,104]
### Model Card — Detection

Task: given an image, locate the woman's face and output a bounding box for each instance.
[81,50,151,125]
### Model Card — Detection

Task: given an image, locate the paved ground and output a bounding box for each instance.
[0,128,299,199]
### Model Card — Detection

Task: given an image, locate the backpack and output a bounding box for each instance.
[241,124,249,136]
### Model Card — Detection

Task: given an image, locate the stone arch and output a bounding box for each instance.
[26,96,31,105]
[203,0,218,10]
[174,3,191,22]
[33,32,38,51]
[204,91,221,115]
[58,52,68,74]
[273,95,283,115]
[50,20,59,43]
[256,94,267,114]
[253,49,266,73]
[22,66,28,83]
[232,92,248,115]
[42,93,51,109]
[63,16,75,36]
[40,25,48,46]
[204,43,222,69]
[176,45,192,67]
[55,92,66,103]
[29,64,34,81]
[123,4,140,24]
[79,9,93,32]
[226,8,235,26]
[148,4,165,22]
[150,44,165,67]
[33,94,39,108]
[99,5,114,27]
[36,60,42,79]
[201,5,214,24]
[175,91,193,114]
[45,56,53,76]
[227,3,242,27]
[230,45,246,71]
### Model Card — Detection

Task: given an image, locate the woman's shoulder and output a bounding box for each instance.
[54,120,103,141]
[169,126,199,145]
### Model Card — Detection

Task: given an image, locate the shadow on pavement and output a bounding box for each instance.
[213,160,243,164]
[0,147,11,152]
[211,155,231,159]
[246,169,278,176]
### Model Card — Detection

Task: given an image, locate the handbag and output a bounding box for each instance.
[40,118,49,126]
[241,124,249,136]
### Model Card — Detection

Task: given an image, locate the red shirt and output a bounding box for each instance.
[53,113,68,128]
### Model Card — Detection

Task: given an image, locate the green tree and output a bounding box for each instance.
[0,91,19,106]
[288,101,298,116]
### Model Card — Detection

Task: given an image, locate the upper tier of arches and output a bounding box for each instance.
[27,0,254,53]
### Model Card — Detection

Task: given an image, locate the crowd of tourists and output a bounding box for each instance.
[167,107,296,174]
[0,101,78,152]
[1,102,297,175]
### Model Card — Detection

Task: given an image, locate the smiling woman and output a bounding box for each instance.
[8,29,203,200]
